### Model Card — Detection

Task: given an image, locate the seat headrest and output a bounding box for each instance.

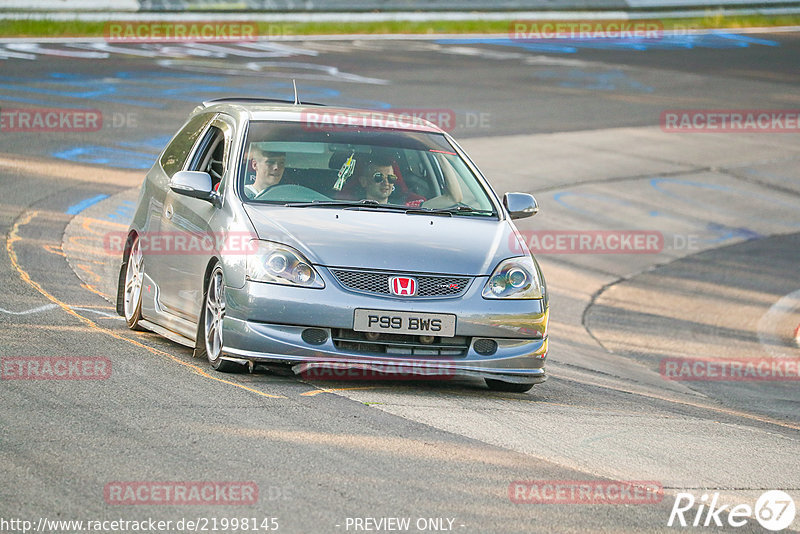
[328,152,353,170]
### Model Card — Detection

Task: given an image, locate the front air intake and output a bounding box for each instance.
[302,328,329,345]
[473,339,498,356]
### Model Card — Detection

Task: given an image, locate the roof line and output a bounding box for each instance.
[202,97,326,108]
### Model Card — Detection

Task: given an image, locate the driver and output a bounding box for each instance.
[245,147,286,199]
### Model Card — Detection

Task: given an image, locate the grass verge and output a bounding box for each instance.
[0,13,798,38]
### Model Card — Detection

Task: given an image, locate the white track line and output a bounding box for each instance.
[0,303,58,315]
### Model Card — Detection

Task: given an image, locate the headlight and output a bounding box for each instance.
[246,241,324,288]
[482,256,543,299]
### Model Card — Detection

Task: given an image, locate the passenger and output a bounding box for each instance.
[357,154,463,208]
[245,147,286,198]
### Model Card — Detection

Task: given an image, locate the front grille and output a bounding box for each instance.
[329,269,471,298]
[332,329,469,357]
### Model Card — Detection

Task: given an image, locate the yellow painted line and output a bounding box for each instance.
[8,210,284,400]
[65,234,115,257]
[76,263,102,283]
[43,244,65,257]
[9,235,63,248]
[81,216,128,233]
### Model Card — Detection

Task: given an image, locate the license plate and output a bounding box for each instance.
[353,309,456,337]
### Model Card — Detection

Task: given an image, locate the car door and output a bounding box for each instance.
[141,112,214,315]
[157,114,235,322]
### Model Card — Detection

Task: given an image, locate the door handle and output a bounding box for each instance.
[165,204,174,219]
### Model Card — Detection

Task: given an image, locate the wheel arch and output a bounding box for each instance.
[194,255,223,347]
[115,229,141,316]
[201,256,223,302]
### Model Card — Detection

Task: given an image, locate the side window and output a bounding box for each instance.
[160,114,213,177]
[188,126,227,190]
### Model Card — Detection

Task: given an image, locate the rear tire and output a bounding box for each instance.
[122,235,145,330]
[485,378,534,393]
[196,264,242,373]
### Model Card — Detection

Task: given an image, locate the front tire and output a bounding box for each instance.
[196,264,241,373]
[122,235,145,330]
[485,378,534,393]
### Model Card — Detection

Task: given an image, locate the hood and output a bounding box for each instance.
[243,205,523,275]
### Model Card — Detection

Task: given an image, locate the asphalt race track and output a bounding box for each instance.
[1,31,799,533]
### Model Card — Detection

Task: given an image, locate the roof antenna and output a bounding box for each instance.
[292,79,299,105]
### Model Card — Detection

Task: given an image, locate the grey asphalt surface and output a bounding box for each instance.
[1,32,799,533]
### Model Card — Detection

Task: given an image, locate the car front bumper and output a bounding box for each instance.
[220,273,549,384]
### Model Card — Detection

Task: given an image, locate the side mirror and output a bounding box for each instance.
[170,171,220,207]
[503,192,539,220]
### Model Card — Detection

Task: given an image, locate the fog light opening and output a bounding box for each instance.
[473,338,498,356]
[301,328,329,345]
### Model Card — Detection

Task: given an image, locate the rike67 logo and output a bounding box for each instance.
[668,490,795,531]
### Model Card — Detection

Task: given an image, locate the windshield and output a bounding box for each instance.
[239,121,497,216]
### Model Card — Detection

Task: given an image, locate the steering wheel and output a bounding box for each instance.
[254,184,331,202]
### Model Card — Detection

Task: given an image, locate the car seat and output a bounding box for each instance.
[328,152,425,204]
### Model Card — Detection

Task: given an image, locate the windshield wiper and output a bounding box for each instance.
[449,205,495,215]
[411,205,495,216]
[283,200,494,216]
[283,200,408,211]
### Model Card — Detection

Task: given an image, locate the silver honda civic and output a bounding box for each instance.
[116,98,548,392]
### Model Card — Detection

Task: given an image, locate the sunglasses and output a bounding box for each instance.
[372,172,398,184]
